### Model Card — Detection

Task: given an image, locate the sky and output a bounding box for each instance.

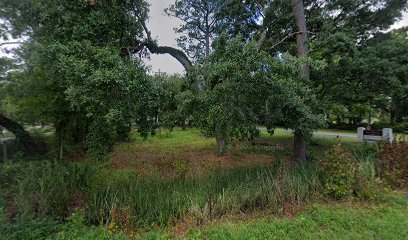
[145,1,408,75]
[1,1,408,75]
[391,8,408,29]
[145,0,184,75]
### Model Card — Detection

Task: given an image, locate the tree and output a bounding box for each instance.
[262,0,407,53]
[166,0,266,62]
[260,0,407,162]
[0,57,47,154]
[310,27,408,130]
[360,28,408,124]
[166,0,221,60]
[190,34,270,154]
[264,63,326,157]
[149,74,188,134]
[0,0,152,159]
[290,0,312,163]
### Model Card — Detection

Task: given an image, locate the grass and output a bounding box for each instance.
[111,128,287,178]
[180,193,408,240]
[3,159,321,228]
[2,193,406,239]
[316,128,357,135]
[1,127,405,239]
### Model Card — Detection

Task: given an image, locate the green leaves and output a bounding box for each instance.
[265,74,326,138]
[1,0,152,159]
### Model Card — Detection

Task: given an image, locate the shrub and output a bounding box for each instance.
[319,142,358,199]
[0,218,127,240]
[173,158,190,180]
[377,140,408,188]
[0,219,63,240]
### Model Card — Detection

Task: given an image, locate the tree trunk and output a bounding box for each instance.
[0,114,46,155]
[367,98,372,130]
[156,115,161,135]
[291,0,310,79]
[292,131,307,164]
[215,124,230,155]
[367,111,372,130]
[205,33,210,58]
[291,0,310,163]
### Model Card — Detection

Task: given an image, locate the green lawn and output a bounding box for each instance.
[1,128,405,240]
[142,194,408,239]
[8,193,405,240]
[315,128,357,135]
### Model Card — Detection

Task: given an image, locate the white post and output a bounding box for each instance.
[382,128,393,143]
[357,127,365,142]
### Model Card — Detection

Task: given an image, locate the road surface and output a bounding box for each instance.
[259,128,357,139]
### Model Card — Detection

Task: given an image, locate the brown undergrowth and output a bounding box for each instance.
[110,139,284,179]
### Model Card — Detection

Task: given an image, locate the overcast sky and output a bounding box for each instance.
[146,2,408,75]
[1,1,408,75]
[144,0,184,75]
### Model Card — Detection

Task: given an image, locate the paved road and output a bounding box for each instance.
[0,137,15,142]
[0,127,358,141]
[259,128,357,139]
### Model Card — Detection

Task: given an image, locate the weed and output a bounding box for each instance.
[173,158,190,180]
[377,140,408,188]
[319,142,358,199]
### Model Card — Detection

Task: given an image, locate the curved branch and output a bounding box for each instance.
[127,40,193,71]
[145,42,193,70]
[0,41,25,47]
[0,114,47,155]
[131,7,193,71]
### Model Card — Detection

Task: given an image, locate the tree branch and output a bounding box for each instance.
[127,40,192,71]
[0,41,25,47]
[131,7,193,71]
[269,31,315,50]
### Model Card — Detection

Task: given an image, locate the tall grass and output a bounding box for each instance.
[12,161,95,220]
[4,160,321,228]
[350,144,379,182]
[90,163,321,226]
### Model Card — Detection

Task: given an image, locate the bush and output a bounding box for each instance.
[377,140,408,188]
[0,218,128,240]
[0,219,63,240]
[393,120,408,134]
[319,142,358,199]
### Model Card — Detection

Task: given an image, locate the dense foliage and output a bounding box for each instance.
[190,35,269,153]
[0,0,155,159]
[0,1,407,237]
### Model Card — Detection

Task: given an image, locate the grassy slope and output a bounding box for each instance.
[2,194,406,240]
[150,195,408,240]
[2,128,406,239]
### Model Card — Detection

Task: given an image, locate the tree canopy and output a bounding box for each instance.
[0,0,406,161]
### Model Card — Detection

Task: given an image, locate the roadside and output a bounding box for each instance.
[258,127,357,139]
[174,193,408,240]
